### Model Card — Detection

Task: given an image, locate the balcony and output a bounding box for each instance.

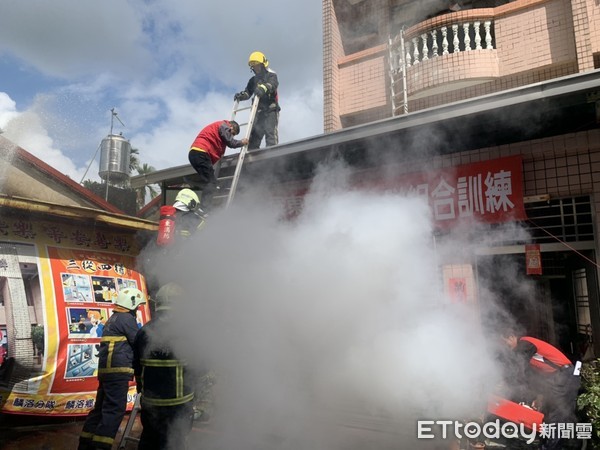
[336,0,579,120]
[389,0,578,113]
[391,8,499,101]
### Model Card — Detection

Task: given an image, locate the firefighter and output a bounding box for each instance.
[78,288,147,450]
[501,331,581,449]
[234,51,280,150]
[188,120,248,215]
[133,282,199,450]
[172,188,204,238]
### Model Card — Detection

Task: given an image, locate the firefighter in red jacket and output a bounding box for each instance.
[78,288,146,450]
[133,283,199,450]
[188,120,248,215]
[234,51,280,150]
[502,332,581,449]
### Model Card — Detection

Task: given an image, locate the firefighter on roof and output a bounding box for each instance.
[78,288,146,450]
[234,51,280,150]
[133,282,200,450]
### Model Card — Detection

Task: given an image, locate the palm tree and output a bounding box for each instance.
[129,148,140,174]
[136,163,159,210]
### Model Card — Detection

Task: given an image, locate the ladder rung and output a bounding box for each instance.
[217,175,234,181]
[233,105,252,113]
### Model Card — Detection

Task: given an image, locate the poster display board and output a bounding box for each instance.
[0,217,150,416]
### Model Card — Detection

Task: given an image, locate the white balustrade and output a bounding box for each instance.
[474,21,482,50]
[412,37,420,64]
[452,24,460,52]
[431,29,439,57]
[421,33,429,61]
[391,17,495,66]
[484,21,493,49]
[442,26,449,55]
[463,23,471,51]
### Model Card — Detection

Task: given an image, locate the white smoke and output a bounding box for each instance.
[139,163,505,449]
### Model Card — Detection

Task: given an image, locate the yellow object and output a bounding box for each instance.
[248,51,268,68]
[174,188,199,211]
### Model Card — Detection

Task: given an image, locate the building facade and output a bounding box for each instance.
[131,0,600,363]
[321,0,600,359]
[323,0,600,130]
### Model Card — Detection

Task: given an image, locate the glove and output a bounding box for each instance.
[253,84,268,97]
[234,91,249,101]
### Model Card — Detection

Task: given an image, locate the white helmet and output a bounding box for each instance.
[114,287,146,310]
[173,188,199,212]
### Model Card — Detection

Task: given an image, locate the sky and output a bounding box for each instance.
[0,0,324,183]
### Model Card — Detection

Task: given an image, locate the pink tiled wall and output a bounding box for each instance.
[323,0,598,131]
[339,52,389,116]
[495,0,576,75]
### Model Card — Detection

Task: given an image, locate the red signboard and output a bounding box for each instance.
[281,155,526,229]
[365,155,527,228]
[525,244,543,275]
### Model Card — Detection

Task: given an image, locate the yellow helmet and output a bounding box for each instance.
[154,282,184,311]
[248,51,269,68]
[174,188,199,211]
[114,287,146,310]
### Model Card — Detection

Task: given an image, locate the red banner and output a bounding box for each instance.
[281,156,526,228]
[526,244,543,275]
[368,155,527,228]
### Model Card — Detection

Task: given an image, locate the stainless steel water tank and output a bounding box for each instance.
[99,134,131,182]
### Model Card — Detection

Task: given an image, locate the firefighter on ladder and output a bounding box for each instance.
[187,120,248,215]
[234,51,280,150]
[78,288,147,450]
[133,282,200,450]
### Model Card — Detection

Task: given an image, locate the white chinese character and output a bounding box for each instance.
[457,175,484,217]
[558,422,574,439]
[576,423,592,439]
[431,178,456,220]
[539,423,556,439]
[484,170,515,213]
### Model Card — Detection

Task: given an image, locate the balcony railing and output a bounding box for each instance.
[390,15,496,70]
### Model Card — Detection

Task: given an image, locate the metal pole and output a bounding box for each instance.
[399,28,409,115]
[388,35,398,117]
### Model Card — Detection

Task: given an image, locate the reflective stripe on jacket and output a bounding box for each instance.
[97,309,138,377]
[133,316,196,407]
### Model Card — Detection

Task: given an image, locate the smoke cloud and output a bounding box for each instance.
[138,161,519,449]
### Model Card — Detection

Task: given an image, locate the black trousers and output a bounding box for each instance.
[78,376,130,450]
[138,402,194,450]
[541,369,581,450]
[188,150,216,212]
[249,108,279,150]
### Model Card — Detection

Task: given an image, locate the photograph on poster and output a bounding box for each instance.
[66,308,107,338]
[61,273,93,302]
[0,327,7,366]
[91,276,117,303]
[65,344,98,378]
[117,278,138,291]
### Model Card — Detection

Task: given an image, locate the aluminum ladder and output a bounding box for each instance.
[212,95,259,208]
[117,394,141,449]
